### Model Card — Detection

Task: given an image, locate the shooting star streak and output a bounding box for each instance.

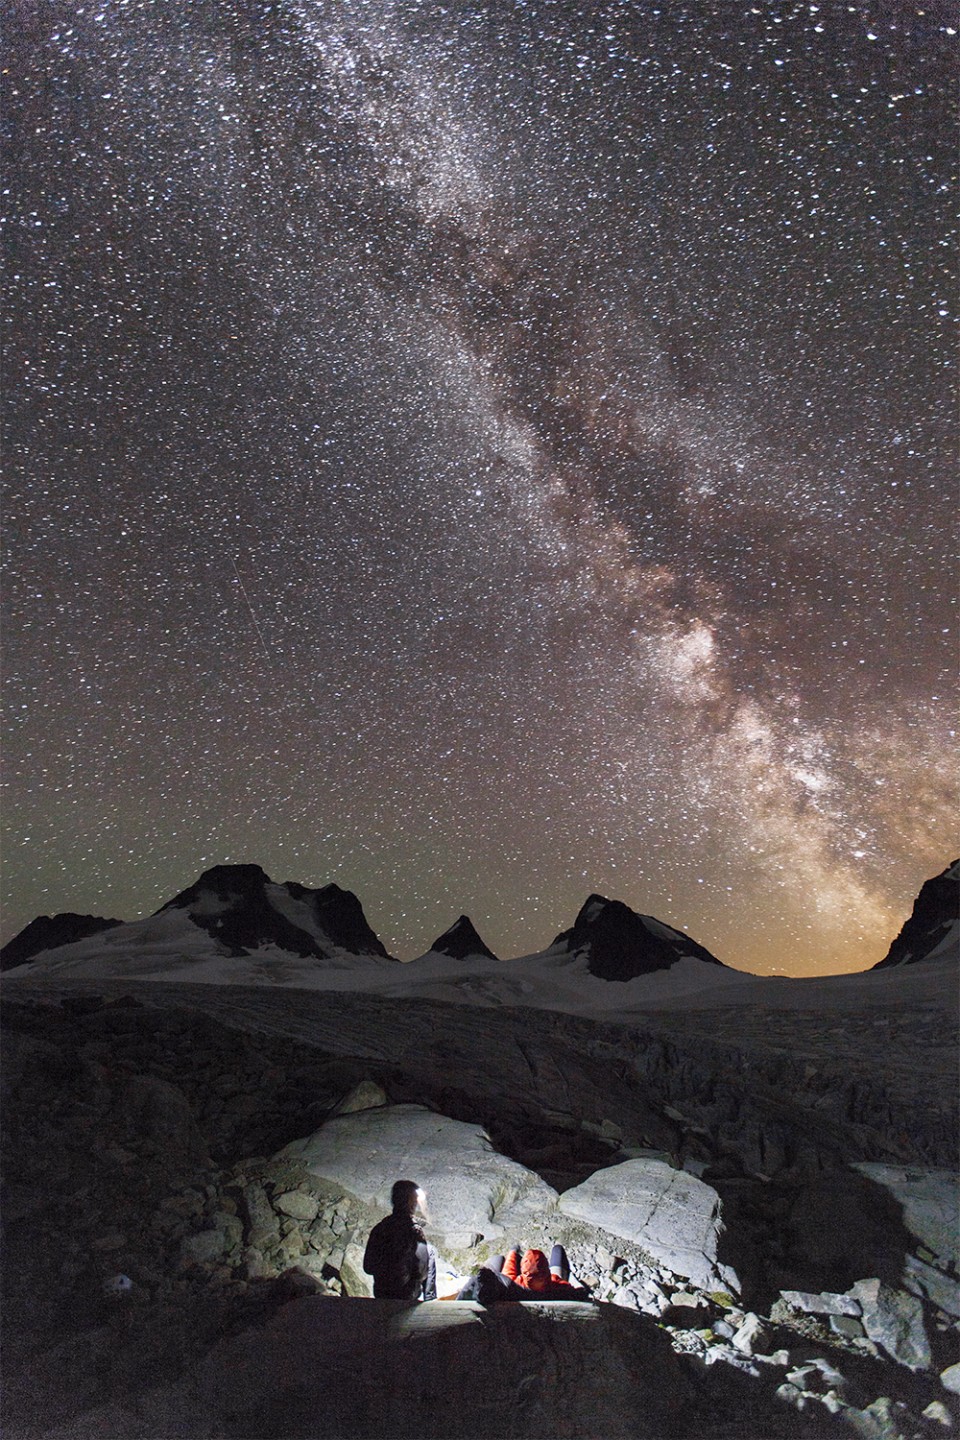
[231,557,273,667]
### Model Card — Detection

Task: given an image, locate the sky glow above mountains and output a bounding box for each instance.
[3,1,956,973]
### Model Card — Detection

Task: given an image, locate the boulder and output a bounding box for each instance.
[785,1358,860,1403]
[277,1104,557,1245]
[274,1191,319,1223]
[180,1231,228,1266]
[842,1397,917,1440]
[276,1228,307,1264]
[180,1211,242,1266]
[731,1312,767,1355]
[211,1211,243,1253]
[330,1080,388,1116]
[558,1159,738,1293]
[922,1400,954,1427]
[240,1246,269,1280]
[239,1180,278,1238]
[830,1315,866,1339]
[338,1242,373,1298]
[780,1290,862,1317]
[940,1362,960,1395]
[848,1278,932,1372]
[704,1344,760,1377]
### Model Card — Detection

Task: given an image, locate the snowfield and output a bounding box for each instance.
[5,902,955,1019]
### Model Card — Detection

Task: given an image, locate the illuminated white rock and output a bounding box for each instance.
[277,1103,557,1245]
[558,1159,738,1293]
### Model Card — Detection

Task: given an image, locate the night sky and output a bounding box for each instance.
[4,1,956,975]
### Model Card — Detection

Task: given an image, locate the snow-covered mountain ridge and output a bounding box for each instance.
[2,864,741,1008]
[4,861,956,1008]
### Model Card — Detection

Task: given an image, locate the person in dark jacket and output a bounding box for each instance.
[363,1179,437,1301]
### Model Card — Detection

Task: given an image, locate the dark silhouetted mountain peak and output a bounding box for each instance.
[872,861,959,969]
[429,915,499,961]
[552,893,725,981]
[157,864,392,961]
[0,913,123,971]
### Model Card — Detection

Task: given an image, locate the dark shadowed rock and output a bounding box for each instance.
[0,914,122,971]
[157,864,392,960]
[872,861,959,968]
[429,915,499,961]
[113,1074,211,1170]
[552,894,725,980]
[1,979,956,1439]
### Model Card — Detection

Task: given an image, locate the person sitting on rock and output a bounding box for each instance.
[457,1244,587,1303]
[363,1179,437,1302]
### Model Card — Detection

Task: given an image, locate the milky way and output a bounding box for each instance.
[3,1,957,973]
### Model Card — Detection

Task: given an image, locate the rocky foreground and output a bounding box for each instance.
[1,979,958,1439]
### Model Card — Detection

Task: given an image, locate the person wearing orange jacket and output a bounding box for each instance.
[454,1242,590,1303]
[501,1243,588,1298]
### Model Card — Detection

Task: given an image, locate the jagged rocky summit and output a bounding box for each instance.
[158,864,394,961]
[4,859,957,990]
[427,915,499,961]
[2,872,723,981]
[550,893,726,980]
[0,912,122,971]
[0,864,397,979]
[872,860,959,969]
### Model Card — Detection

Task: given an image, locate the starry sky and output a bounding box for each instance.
[3,1,957,975]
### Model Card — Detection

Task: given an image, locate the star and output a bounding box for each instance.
[2,1,956,975]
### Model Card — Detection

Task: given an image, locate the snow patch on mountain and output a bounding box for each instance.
[263,883,335,953]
